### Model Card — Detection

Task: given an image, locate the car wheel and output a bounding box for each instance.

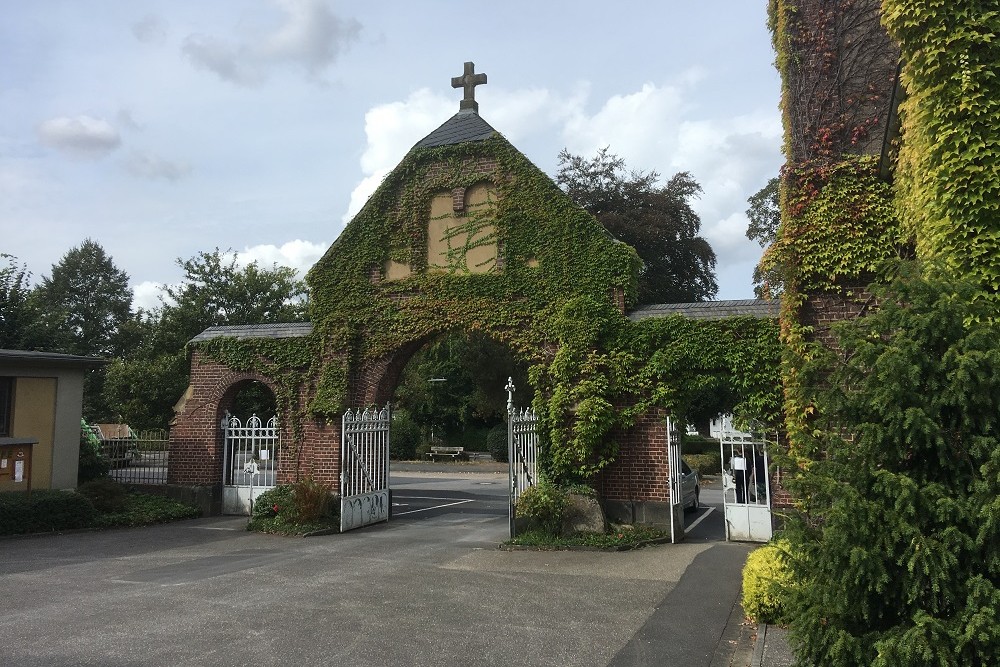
[692,486,700,510]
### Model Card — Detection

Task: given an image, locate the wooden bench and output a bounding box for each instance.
[428,446,466,461]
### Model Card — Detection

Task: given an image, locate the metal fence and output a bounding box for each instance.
[106,429,170,485]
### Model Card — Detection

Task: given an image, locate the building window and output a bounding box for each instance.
[0,377,12,437]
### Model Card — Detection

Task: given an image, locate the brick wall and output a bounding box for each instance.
[596,407,671,503]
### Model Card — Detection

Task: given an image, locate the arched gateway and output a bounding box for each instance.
[168,63,775,533]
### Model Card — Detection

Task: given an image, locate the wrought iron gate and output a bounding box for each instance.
[340,404,391,532]
[506,378,538,538]
[222,414,280,515]
[667,417,685,543]
[717,416,773,542]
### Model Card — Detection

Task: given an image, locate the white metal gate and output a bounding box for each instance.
[222,413,280,515]
[340,404,391,532]
[667,417,685,543]
[506,378,538,538]
[716,416,773,542]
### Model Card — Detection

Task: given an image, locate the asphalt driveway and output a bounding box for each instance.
[1,471,749,666]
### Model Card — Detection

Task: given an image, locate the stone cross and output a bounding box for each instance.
[451,61,487,113]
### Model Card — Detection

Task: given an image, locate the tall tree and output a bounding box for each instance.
[156,249,307,353]
[28,241,134,421]
[31,239,133,358]
[745,177,783,298]
[105,249,307,429]
[556,148,718,303]
[0,254,37,349]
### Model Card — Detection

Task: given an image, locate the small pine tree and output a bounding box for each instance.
[783,269,1000,666]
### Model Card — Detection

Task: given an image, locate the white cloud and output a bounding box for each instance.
[132,280,165,312]
[37,116,121,158]
[261,0,361,76]
[125,150,192,182]
[561,83,687,173]
[235,240,328,277]
[182,0,360,86]
[343,88,454,223]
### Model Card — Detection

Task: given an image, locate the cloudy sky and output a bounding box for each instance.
[2,1,782,310]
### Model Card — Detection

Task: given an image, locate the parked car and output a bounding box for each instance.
[681,459,700,510]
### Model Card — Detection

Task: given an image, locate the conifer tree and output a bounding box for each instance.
[784,268,1000,666]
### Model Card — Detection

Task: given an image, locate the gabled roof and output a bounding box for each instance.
[628,299,780,321]
[190,322,313,344]
[412,109,498,149]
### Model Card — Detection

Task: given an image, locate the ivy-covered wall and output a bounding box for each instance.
[175,114,784,513]
[769,0,905,459]
[882,1,1000,303]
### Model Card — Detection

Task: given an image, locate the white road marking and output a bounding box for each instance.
[684,506,715,534]
[393,499,475,516]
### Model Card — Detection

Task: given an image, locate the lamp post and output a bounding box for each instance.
[427,377,447,443]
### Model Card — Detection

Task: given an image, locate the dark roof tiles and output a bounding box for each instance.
[190,322,313,343]
[628,299,780,321]
[413,110,497,149]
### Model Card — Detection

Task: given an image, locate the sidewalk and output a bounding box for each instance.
[751,625,795,667]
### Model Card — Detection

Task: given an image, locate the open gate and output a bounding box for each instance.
[506,378,538,538]
[222,414,280,515]
[340,404,391,532]
[667,417,685,543]
[717,416,773,542]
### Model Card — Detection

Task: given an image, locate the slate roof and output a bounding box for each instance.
[413,109,498,149]
[627,299,780,321]
[0,349,107,367]
[189,322,313,344]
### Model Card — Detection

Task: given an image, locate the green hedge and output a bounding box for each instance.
[685,453,721,476]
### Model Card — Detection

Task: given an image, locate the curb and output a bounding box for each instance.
[751,623,766,666]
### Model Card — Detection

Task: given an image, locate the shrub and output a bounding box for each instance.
[390,412,421,460]
[94,493,201,528]
[486,423,508,463]
[742,539,794,624]
[77,419,109,484]
[252,484,295,519]
[77,477,128,513]
[685,453,721,476]
[293,477,334,523]
[0,490,98,535]
[515,480,567,536]
[682,434,720,455]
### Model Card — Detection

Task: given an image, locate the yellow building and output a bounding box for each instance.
[0,349,105,491]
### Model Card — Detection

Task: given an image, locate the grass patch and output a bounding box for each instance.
[246,482,340,536]
[506,525,670,550]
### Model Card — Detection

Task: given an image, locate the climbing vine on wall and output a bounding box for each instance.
[533,296,783,482]
[194,131,784,483]
[882,1,1000,303]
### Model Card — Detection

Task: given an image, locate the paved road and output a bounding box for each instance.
[0,471,749,667]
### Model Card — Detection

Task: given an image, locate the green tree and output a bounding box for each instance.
[783,268,1000,666]
[745,177,783,298]
[393,331,529,441]
[27,241,134,421]
[556,147,718,303]
[0,254,37,349]
[105,249,307,429]
[31,239,133,359]
[156,249,307,352]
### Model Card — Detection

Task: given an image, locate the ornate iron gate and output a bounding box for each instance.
[506,378,538,538]
[667,417,685,543]
[340,404,391,532]
[222,414,280,515]
[717,416,773,542]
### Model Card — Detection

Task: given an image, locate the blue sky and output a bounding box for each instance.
[1,1,782,309]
